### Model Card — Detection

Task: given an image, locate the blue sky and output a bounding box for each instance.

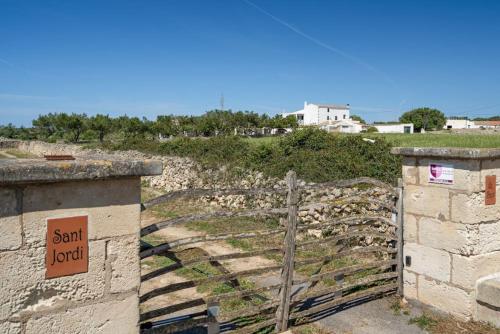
[1,0,500,126]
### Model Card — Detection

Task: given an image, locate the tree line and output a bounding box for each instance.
[0,110,298,143]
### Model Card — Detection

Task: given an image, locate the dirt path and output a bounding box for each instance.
[0,150,16,159]
[139,209,279,323]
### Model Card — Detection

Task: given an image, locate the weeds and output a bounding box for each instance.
[409,314,438,330]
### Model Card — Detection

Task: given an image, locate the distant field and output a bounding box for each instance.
[242,136,278,146]
[245,132,500,148]
[367,133,500,148]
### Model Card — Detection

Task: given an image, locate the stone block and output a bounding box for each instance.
[403,270,418,300]
[476,275,500,308]
[451,192,500,224]
[22,178,141,247]
[0,321,21,334]
[418,217,478,255]
[404,243,451,282]
[108,236,140,294]
[402,157,418,185]
[474,302,500,328]
[418,276,472,319]
[0,240,106,322]
[417,159,480,192]
[25,294,139,334]
[451,252,500,290]
[0,188,22,250]
[403,214,418,243]
[404,185,449,220]
[478,221,500,254]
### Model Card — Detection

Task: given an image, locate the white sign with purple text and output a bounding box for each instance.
[429,162,454,185]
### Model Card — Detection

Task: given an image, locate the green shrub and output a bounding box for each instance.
[249,128,401,184]
[98,128,401,184]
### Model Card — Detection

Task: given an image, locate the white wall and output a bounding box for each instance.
[316,106,349,124]
[444,119,477,129]
[374,123,414,133]
[320,120,363,133]
[283,102,350,126]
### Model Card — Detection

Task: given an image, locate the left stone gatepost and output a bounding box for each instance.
[0,157,162,334]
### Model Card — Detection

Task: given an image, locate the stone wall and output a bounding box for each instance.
[0,178,142,333]
[393,148,500,324]
[2,139,278,191]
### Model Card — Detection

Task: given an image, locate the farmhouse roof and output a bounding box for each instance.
[474,121,500,126]
[313,103,350,110]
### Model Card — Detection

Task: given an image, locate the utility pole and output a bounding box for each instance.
[220,93,224,111]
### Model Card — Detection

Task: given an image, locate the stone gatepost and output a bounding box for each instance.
[0,157,162,333]
[392,147,500,325]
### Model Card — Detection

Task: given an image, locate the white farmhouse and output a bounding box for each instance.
[373,123,414,133]
[444,118,477,129]
[282,102,350,126]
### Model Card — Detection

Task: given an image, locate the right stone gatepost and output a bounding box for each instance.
[392,147,500,326]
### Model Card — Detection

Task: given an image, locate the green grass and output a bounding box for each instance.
[141,255,176,269]
[292,324,331,334]
[226,238,254,252]
[409,314,438,330]
[186,216,284,262]
[4,149,37,158]
[246,132,500,148]
[366,133,500,148]
[141,186,163,203]
[187,216,280,235]
[243,136,280,146]
[141,233,165,247]
[147,197,210,219]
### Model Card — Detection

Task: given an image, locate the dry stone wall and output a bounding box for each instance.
[4,139,397,245]
[2,139,279,191]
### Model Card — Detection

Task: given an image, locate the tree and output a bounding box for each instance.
[474,115,500,121]
[153,115,177,138]
[32,113,58,138]
[399,108,445,132]
[267,115,298,128]
[351,115,366,124]
[115,116,150,139]
[56,113,87,142]
[0,123,20,138]
[88,114,112,142]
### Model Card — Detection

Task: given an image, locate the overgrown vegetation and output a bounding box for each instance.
[109,128,401,184]
[0,110,298,142]
[408,314,438,330]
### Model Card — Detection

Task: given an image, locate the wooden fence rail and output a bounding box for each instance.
[139,173,402,334]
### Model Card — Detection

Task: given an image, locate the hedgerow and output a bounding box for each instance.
[102,128,401,184]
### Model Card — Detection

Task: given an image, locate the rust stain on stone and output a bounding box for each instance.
[44,155,75,161]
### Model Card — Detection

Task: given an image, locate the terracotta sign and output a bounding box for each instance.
[485,175,497,206]
[46,216,88,279]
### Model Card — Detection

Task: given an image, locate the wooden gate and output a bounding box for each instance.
[139,171,403,333]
